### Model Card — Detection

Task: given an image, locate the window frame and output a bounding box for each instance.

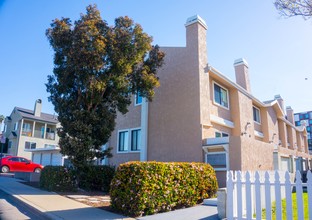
[253,106,261,124]
[215,131,229,138]
[130,129,141,151]
[13,122,19,131]
[212,81,229,110]
[134,93,142,106]
[25,141,36,150]
[117,127,141,153]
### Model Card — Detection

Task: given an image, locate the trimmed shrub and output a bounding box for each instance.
[40,166,77,192]
[78,165,115,192]
[110,161,218,217]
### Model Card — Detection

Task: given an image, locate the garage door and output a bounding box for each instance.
[281,157,290,171]
[32,153,41,164]
[51,153,62,166]
[42,153,51,166]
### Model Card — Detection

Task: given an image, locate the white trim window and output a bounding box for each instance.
[215,131,229,138]
[135,93,142,106]
[118,130,129,152]
[213,82,229,109]
[131,129,141,151]
[117,128,141,153]
[13,122,19,131]
[253,106,261,124]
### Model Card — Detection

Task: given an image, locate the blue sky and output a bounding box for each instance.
[0,0,311,118]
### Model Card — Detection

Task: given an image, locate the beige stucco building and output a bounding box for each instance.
[105,15,310,187]
[3,99,63,166]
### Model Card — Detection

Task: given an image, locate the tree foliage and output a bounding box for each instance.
[274,0,312,19]
[46,5,164,169]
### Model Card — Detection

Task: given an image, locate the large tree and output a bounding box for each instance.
[274,0,312,19]
[46,5,164,169]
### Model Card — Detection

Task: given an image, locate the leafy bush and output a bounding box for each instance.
[78,165,115,192]
[110,161,218,217]
[40,166,77,192]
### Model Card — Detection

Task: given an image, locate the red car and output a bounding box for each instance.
[0,156,43,173]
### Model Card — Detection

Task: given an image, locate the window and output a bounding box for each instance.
[135,93,142,105]
[22,122,32,136]
[8,141,12,149]
[118,128,141,152]
[309,119,312,125]
[253,106,261,124]
[213,82,229,109]
[131,129,141,151]
[295,121,301,126]
[13,122,19,131]
[305,113,309,119]
[307,126,311,132]
[215,131,229,138]
[300,114,304,120]
[25,141,36,150]
[118,131,129,152]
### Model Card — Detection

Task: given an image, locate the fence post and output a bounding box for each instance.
[237,171,243,219]
[295,171,304,220]
[307,171,312,220]
[274,171,282,220]
[255,171,262,220]
[227,171,234,220]
[285,171,293,220]
[265,171,272,220]
[245,171,252,219]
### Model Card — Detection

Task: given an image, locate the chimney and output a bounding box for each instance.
[185,15,207,50]
[286,106,294,125]
[274,94,284,114]
[34,99,42,117]
[234,58,251,93]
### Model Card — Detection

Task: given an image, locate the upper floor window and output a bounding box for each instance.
[213,82,229,109]
[253,106,261,124]
[135,92,142,106]
[13,122,19,131]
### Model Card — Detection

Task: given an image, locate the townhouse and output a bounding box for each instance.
[3,99,63,165]
[105,15,310,187]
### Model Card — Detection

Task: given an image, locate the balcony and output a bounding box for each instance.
[22,130,32,137]
[46,132,55,140]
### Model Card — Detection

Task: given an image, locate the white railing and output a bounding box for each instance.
[226,170,312,220]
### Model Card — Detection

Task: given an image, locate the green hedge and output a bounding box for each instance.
[110,161,218,217]
[40,166,77,192]
[78,165,115,192]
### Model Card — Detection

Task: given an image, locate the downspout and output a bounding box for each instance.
[140,98,148,161]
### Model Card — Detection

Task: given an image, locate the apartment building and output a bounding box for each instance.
[3,99,62,165]
[294,111,312,152]
[104,15,310,187]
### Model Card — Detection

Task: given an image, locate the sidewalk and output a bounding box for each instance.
[0,176,219,220]
[0,176,133,220]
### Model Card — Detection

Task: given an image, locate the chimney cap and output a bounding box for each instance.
[234,58,248,67]
[286,106,293,110]
[185,15,207,29]
[274,94,282,100]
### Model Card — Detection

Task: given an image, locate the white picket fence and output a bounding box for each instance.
[226,170,312,220]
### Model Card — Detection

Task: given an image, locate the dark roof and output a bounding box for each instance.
[15,107,59,124]
[263,100,274,104]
